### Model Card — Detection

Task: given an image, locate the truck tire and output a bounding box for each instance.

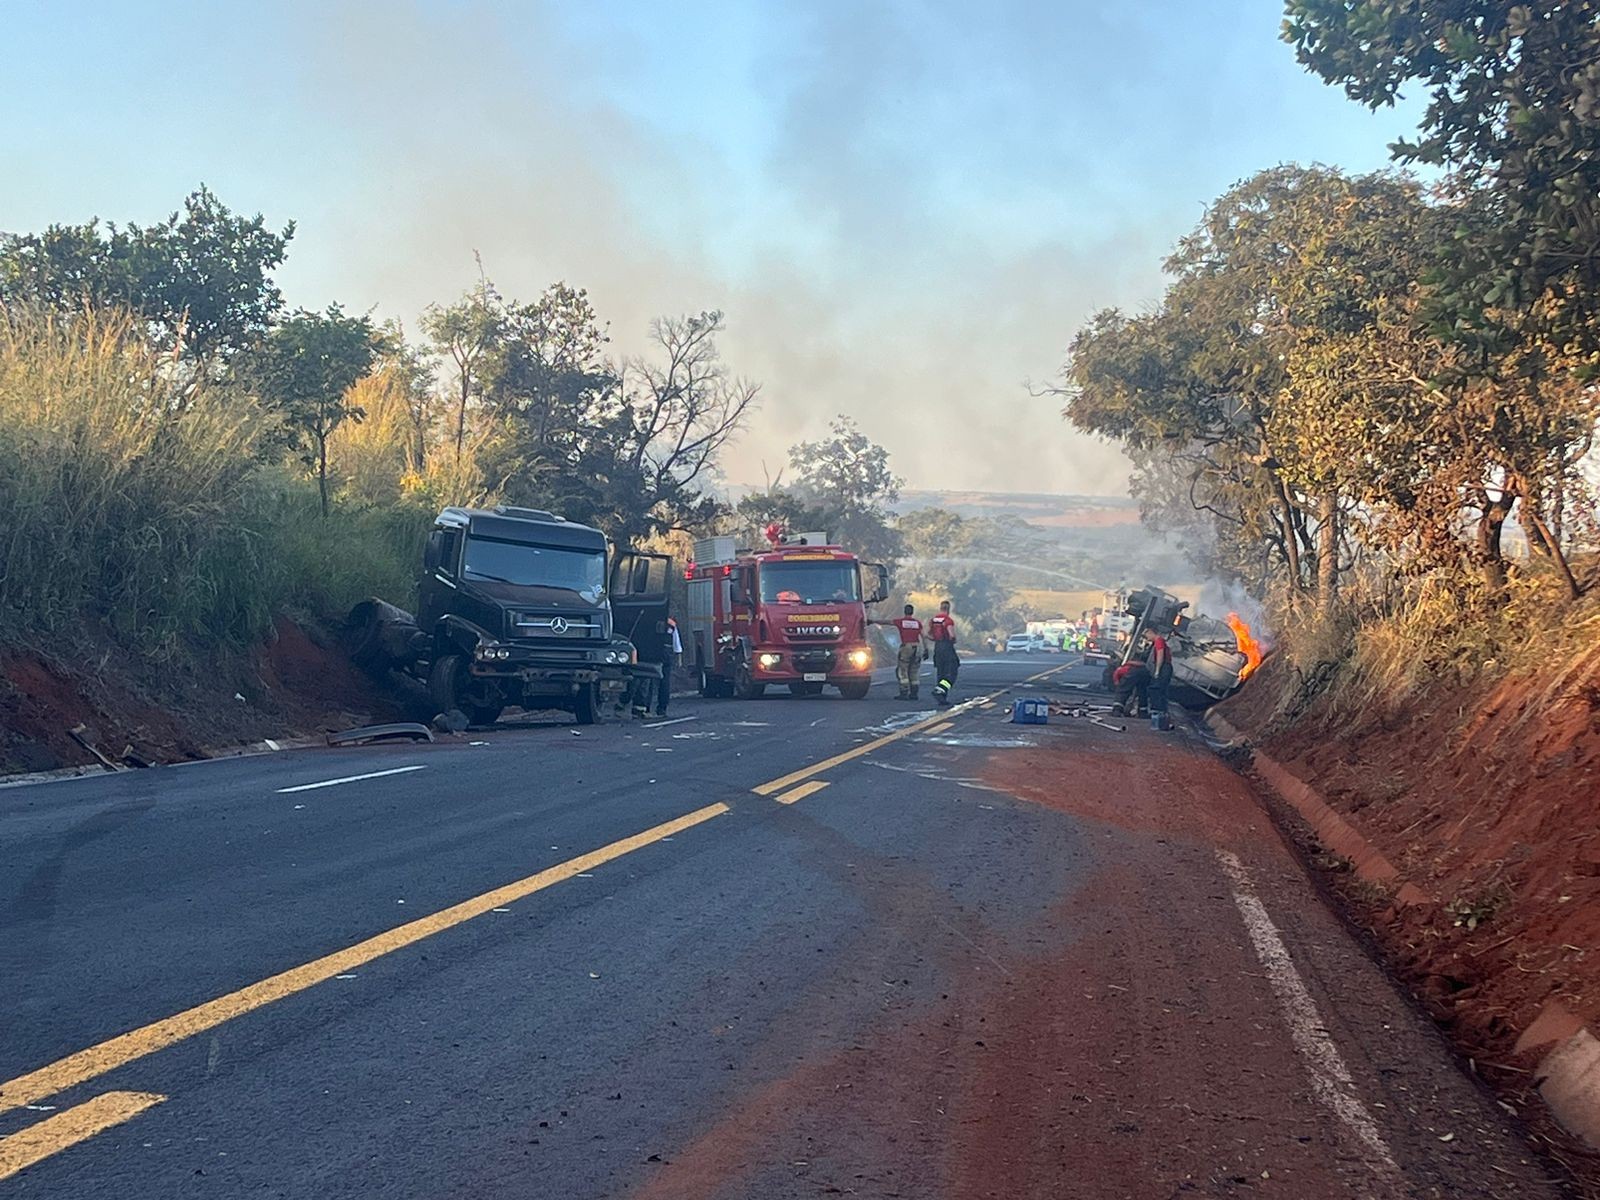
[574,682,602,725]
[733,664,765,700]
[429,654,504,726]
[838,679,871,700]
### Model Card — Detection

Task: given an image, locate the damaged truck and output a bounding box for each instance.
[345,506,669,726]
[1108,587,1254,708]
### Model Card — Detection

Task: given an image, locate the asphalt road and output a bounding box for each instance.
[0,655,1566,1198]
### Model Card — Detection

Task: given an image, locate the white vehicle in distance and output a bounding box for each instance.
[1006,632,1044,653]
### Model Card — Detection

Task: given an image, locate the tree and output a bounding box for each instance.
[624,311,760,536]
[0,185,293,367]
[1284,1,1600,365]
[790,415,902,515]
[421,276,503,462]
[763,417,904,561]
[481,297,756,540]
[248,306,379,516]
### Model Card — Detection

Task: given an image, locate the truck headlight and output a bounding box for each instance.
[757,652,782,669]
[848,648,872,669]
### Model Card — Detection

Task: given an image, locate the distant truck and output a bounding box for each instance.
[684,533,889,700]
[346,506,669,725]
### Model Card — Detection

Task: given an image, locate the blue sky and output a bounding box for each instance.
[4,0,1424,494]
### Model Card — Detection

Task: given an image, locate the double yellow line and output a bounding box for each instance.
[0,803,729,1178]
[1,661,1065,1179]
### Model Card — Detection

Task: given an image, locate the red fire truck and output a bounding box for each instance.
[684,532,889,700]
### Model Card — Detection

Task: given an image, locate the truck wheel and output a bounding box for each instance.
[733,664,765,700]
[574,682,603,725]
[838,680,871,700]
[429,654,504,726]
[699,667,717,699]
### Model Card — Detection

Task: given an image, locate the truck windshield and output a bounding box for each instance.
[759,561,860,605]
[462,537,606,603]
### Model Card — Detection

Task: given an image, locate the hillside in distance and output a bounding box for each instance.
[891,490,1195,595]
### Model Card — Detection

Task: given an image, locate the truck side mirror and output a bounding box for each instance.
[865,563,889,604]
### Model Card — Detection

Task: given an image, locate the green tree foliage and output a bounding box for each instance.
[244,306,380,516]
[1284,1,1600,366]
[0,185,293,366]
[1067,163,1596,600]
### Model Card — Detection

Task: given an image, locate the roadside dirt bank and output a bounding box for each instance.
[1214,649,1600,1191]
[0,616,412,775]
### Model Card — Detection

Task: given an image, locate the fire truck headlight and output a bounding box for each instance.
[757,652,782,670]
[848,648,872,670]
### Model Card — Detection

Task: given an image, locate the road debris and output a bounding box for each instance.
[432,710,469,734]
[68,724,120,771]
[326,722,434,747]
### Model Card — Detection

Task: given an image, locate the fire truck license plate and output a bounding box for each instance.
[803,673,826,682]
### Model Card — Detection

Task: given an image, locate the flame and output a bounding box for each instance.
[1226,612,1264,682]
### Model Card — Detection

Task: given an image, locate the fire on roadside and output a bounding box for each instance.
[1226,612,1264,682]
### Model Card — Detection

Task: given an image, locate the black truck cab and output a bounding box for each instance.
[348,506,669,726]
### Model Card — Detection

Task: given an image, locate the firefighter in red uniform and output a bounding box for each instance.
[928,600,959,705]
[871,604,926,700]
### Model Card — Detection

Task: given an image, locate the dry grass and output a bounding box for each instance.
[1265,556,1600,727]
[0,305,436,652]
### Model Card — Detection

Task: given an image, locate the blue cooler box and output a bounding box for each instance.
[1011,697,1049,725]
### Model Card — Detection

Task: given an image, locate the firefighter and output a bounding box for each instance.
[871,604,925,700]
[928,599,959,705]
[1146,632,1172,725]
[1111,658,1151,717]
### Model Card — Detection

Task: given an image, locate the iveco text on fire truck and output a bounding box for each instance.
[684,530,889,700]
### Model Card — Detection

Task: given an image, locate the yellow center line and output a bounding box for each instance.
[925,721,954,735]
[751,662,1067,797]
[0,802,730,1116]
[774,780,830,805]
[0,1092,166,1180]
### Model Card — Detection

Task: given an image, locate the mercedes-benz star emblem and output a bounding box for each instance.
[549,617,570,634]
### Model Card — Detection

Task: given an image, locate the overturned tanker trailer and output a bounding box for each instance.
[345,506,669,726]
[1112,587,1255,708]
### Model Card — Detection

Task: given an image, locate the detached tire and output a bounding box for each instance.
[788,681,824,697]
[838,680,871,700]
[429,654,504,726]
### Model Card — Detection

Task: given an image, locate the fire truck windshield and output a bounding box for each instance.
[462,537,606,603]
[759,561,860,605]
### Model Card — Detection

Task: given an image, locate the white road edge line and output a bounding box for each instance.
[276,765,428,794]
[1215,850,1407,1196]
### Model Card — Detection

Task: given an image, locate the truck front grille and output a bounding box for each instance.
[791,648,838,672]
[513,614,603,639]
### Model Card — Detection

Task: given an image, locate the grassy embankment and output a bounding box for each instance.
[0,307,430,659]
